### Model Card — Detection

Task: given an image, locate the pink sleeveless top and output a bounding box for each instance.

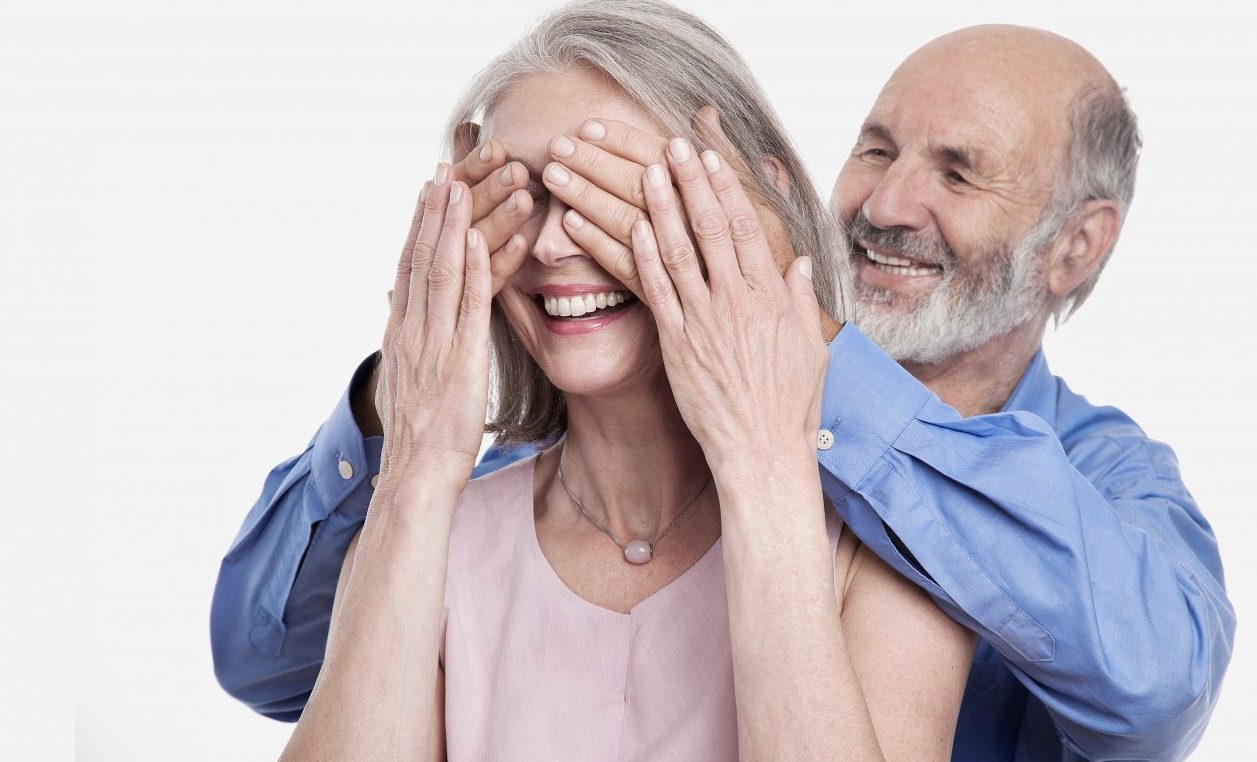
[439,453,844,761]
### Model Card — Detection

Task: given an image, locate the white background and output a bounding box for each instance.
[3,0,1253,759]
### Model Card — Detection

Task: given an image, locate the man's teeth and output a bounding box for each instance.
[865,250,939,276]
[543,291,631,317]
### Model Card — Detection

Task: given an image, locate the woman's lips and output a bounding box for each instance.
[535,293,639,336]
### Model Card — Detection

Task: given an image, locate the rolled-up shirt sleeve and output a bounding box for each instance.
[815,325,1234,760]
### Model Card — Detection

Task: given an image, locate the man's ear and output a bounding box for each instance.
[1046,199,1121,298]
[452,122,482,163]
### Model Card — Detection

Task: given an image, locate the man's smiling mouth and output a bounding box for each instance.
[854,242,945,278]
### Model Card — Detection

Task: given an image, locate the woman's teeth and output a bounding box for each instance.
[865,249,940,277]
[543,290,632,318]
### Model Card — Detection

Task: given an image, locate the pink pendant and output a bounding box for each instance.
[624,540,653,564]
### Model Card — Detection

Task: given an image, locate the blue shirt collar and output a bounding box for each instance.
[1001,348,1059,425]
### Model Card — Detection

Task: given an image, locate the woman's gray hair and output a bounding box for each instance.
[442,0,851,446]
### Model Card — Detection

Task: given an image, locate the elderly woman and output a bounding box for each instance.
[279,1,973,759]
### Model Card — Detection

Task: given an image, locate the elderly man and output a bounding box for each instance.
[212,24,1232,760]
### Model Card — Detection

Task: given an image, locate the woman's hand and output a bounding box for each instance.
[374,166,496,504]
[629,138,829,477]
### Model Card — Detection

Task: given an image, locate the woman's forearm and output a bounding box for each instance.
[279,484,458,761]
[714,451,885,761]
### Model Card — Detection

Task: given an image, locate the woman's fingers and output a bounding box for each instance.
[561,210,643,299]
[426,180,472,336]
[458,226,492,347]
[698,148,780,287]
[640,162,710,312]
[405,165,452,329]
[386,181,430,344]
[630,219,683,330]
[454,138,508,189]
[664,138,741,292]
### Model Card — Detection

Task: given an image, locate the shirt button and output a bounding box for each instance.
[816,429,835,451]
[370,474,379,489]
[337,458,354,480]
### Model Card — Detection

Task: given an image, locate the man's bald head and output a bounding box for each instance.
[833,24,1140,363]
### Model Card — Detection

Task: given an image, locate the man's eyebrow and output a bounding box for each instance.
[932,142,989,176]
[857,122,895,144]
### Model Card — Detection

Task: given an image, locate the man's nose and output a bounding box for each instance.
[531,201,588,267]
[861,159,931,232]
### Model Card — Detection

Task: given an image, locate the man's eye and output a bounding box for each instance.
[945,170,971,186]
[863,148,891,159]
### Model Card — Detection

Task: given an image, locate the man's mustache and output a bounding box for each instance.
[847,213,956,270]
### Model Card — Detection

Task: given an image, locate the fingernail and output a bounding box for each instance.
[434,163,449,185]
[565,209,584,229]
[701,150,721,173]
[546,163,570,186]
[479,143,492,162]
[633,220,652,240]
[419,183,429,202]
[499,165,514,185]
[580,120,606,140]
[466,228,479,247]
[552,136,576,158]
[505,191,518,212]
[799,256,813,279]
[450,181,463,203]
[646,164,667,188]
[668,138,691,163]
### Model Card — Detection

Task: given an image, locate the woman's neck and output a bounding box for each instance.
[553,376,714,541]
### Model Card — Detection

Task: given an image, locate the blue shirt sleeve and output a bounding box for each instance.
[210,354,531,720]
[817,326,1235,760]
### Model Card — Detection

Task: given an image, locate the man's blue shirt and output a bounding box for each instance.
[211,326,1233,760]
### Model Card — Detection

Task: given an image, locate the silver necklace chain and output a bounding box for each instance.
[556,457,712,554]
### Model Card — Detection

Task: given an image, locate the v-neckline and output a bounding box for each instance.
[522,451,724,622]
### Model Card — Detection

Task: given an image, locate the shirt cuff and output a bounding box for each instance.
[310,353,385,523]
[817,325,935,491]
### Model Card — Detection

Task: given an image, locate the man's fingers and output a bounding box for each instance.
[561,210,643,299]
[470,160,528,222]
[664,138,741,292]
[544,161,646,246]
[640,162,709,312]
[578,118,669,167]
[473,186,533,253]
[452,137,507,187]
[550,134,646,209]
[489,234,529,296]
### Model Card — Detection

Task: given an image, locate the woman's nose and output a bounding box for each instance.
[531,200,589,267]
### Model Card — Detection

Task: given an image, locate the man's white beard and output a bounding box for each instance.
[851,217,1056,366]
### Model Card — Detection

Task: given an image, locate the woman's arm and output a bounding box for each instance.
[629,137,970,759]
[715,460,971,760]
[278,169,494,760]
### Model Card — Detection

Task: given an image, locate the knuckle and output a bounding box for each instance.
[728,212,761,243]
[613,248,639,281]
[410,240,437,270]
[692,210,729,243]
[426,259,457,290]
[661,242,697,272]
[610,204,645,240]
